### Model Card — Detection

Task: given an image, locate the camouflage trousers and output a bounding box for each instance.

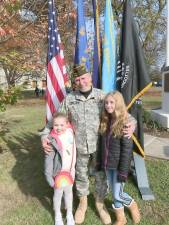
[75,152,108,200]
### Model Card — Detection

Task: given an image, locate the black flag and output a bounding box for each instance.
[117,0,152,156]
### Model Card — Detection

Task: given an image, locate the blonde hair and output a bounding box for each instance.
[100,91,128,137]
[52,112,68,121]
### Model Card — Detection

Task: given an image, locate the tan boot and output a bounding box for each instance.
[112,205,127,225]
[126,200,141,224]
[95,199,111,225]
[74,196,87,224]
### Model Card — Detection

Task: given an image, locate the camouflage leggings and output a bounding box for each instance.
[75,152,108,199]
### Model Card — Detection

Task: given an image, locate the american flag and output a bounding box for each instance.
[46,0,67,122]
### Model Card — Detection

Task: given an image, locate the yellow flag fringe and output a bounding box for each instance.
[127,82,152,110]
[131,134,145,158]
[127,82,152,158]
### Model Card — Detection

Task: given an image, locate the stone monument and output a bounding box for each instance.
[151,1,169,129]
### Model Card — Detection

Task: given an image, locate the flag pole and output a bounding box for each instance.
[166,0,169,66]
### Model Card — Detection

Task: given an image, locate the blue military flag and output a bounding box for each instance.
[92,0,101,88]
[74,0,90,71]
[102,0,116,92]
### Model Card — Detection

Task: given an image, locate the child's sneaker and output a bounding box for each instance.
[66,214,75,225]
[55,215,64,225]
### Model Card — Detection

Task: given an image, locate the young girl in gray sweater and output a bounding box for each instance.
[44,112,76,225]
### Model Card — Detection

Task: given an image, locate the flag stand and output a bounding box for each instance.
[133,153,155,200]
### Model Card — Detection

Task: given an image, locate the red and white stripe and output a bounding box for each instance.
[46,42,67,122]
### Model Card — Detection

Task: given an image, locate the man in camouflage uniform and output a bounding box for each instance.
[41,65,135,225]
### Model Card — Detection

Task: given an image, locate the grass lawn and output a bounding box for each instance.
[0,90,169,225]
[142,86,162,110]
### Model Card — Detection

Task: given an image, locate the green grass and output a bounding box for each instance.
[0,94,169,225]
[142,86,162,110]
[142,95,161,110]
[20,89,36,99]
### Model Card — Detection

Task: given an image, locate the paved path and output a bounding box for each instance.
[144,133,169,160]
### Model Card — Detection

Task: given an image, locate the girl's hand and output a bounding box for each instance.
[123,122,135,139]
[117,172,128,182]
[42,138,53,154]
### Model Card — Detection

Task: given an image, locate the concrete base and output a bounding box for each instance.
[151,109,169,129]
[133,153,155,200]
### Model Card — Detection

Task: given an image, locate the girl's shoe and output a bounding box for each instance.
[55,215,64,225]
[112,204,127,225]
[67,213,75,225]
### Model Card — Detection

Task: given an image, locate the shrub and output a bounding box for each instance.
[143,109,167,132]
[0,87,20,111]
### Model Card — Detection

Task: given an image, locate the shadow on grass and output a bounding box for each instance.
[1,130,145,224]
[2,132,53,216]
[20,89,45,100]
[1,130,115,222]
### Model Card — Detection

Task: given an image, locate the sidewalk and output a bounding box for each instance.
[144,133,169,160]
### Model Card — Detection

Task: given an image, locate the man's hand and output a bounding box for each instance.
[42,138,53,154]
[123,121,135,139]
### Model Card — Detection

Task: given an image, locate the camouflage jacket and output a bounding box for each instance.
[41,88,136,155]
[41,88,105,154]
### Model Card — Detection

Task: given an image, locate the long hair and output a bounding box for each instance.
[100,91,128,137]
